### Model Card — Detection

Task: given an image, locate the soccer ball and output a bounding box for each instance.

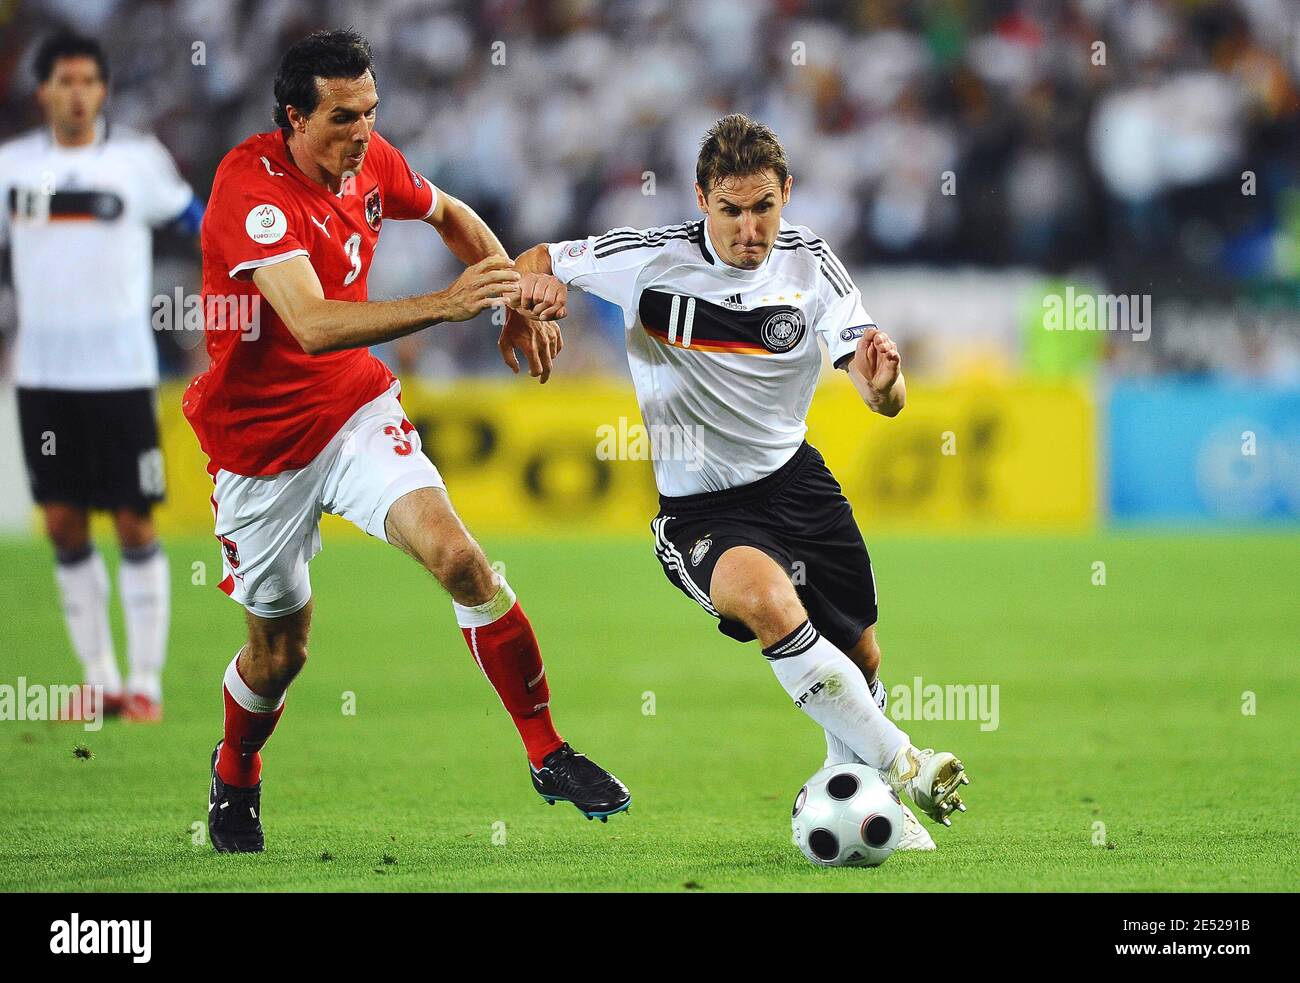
[791,763,903,867]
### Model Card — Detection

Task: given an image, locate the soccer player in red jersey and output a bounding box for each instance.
[185,30,629,852]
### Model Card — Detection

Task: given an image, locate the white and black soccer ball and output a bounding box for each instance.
[791,763,903,867]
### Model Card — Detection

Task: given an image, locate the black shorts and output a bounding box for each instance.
[651,441,877,652]
[17,387,165,511]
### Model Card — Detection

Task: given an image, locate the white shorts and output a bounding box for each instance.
[210,382,443,618]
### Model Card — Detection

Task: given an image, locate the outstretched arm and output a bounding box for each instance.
[253,254,520,355]
[845,327,906,417]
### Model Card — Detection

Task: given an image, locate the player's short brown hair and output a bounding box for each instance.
[695,114,789,198]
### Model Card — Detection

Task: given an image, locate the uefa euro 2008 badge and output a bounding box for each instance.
[245,203,287,244]
[566,241,588,258]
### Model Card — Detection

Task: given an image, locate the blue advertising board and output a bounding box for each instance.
[1108,380,1300,523]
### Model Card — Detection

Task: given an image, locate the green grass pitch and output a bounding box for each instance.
[1,531,1296,892]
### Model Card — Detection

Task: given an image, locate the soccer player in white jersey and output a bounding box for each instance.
[510,115,969,849]
[0,35,203,722]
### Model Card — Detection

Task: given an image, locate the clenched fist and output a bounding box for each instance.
[852,327,901,397]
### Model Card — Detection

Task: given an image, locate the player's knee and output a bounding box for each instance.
[256,635,307,687]
[113,509,155,549]
[732,580,804,637]
[275,639,309,682]
[246,617,311,689]
[430,542,493,601]
[44,507,89,554]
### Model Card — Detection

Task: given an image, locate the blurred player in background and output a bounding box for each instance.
[187,30,628,853]
[0,34,203,722]
[510,114,970,849]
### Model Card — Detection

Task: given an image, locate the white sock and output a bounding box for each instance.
[823,679,888,766]
[224,650,286,712]
[119,542,170,702]
[54,548,122,695]
[823,730,860,767]
[764,621,908,771]
[451,576,516,630]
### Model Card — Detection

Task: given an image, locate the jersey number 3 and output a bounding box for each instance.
[342,232,362,286]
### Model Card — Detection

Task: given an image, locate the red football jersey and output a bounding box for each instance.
[183,129,436,476]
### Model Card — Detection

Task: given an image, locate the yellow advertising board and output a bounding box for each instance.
[148,373,1096,540]
[807,377,1097,531]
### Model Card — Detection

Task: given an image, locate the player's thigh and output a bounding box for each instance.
[17,387,87,512]
[651,513,800,643]
[40,502,91,553]
[322,387,444,542]
[210,466,321,619]
[384,485,495,601]
[710,544,808,645]
[322,388,494,601]
[779,485,878,652]
[89,388,166,511]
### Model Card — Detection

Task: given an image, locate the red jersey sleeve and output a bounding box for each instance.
[205,156,311,281]
[369,132,437,221]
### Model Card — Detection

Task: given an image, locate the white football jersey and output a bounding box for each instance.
[550,217,874,496]
[0,120,194,389]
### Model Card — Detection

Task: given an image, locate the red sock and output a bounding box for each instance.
[461,601,564,767]
[216,652,286,787]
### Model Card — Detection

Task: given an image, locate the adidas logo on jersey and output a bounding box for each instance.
[720,293,746,310]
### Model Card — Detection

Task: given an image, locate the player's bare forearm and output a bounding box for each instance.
[848,364,906,416]
[289,294,456,353]
[254,255,518,355]
[424,191,508,267]
[513,243,554,276]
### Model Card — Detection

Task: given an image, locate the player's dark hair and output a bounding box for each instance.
[696,114,789,198]
[34,33,109,85]
[273,29,375,130]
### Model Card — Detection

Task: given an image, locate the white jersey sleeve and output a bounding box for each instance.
[136,135,194,227]
[548,231,651,316]
[810,244,874,369]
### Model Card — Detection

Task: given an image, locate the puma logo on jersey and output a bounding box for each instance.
[310,214,331,237]
[259,155,284,177]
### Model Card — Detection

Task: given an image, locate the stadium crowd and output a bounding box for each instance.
[2,0,1298,378]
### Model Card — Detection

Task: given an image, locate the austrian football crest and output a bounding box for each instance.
[219,535,241,570]
[364,187,382,231]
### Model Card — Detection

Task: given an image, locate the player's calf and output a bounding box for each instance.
[208,608,304,852]
[386,487,632,818]
[713,548,910,770]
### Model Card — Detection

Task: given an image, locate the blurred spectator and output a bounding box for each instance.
[1,0,1296,379]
